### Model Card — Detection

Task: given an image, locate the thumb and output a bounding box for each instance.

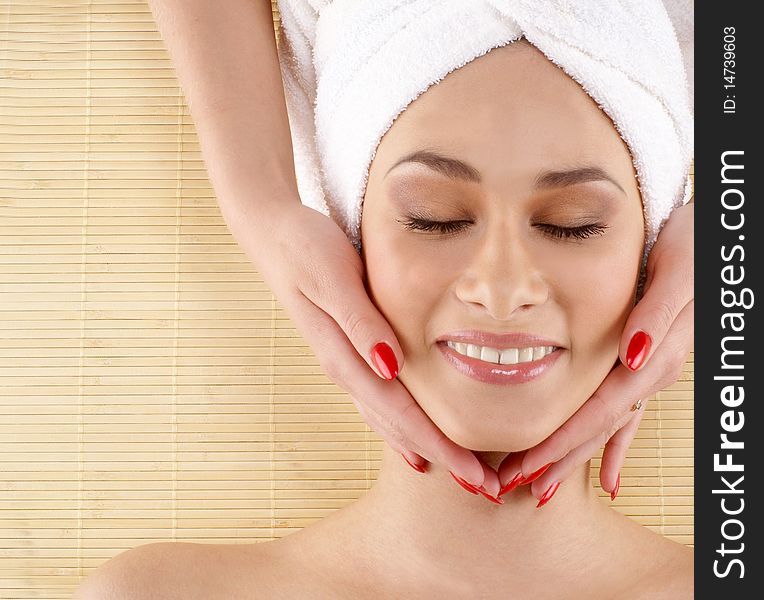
[620,256,692,372]
[322,272,405,381]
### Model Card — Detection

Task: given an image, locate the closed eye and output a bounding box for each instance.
[398,217,609,240]
[397,217,472,235]
[535,222,609,240]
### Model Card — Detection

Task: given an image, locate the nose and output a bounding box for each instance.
[454,228,549,320]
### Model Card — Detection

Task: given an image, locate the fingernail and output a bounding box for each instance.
[626,330,652,371]
[449,471,480,495]
[536,481,561,508]
[519,463,552,486]
[498,472,524,497]
[477,486,505,505]
[611,473,621,501]
[401,453,426,474]
[371,341,399,380]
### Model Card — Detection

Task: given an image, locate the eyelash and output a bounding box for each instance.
[398,217,609,240]
[536,222,609,240]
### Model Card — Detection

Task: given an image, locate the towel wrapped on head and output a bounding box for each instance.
[275,0,694,294]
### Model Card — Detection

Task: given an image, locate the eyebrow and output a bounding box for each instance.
[384,149,626,195]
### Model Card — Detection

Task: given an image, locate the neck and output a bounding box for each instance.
[336,445,615,595]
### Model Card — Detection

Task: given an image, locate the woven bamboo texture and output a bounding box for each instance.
[0,1,693,597]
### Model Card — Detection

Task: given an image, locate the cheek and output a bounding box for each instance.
[363,230,449,353]
[572,263,635,349]
[553,235,641,387]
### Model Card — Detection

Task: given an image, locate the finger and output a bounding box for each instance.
[528,406,639,501]
[400,450,427,472]
[527,437,597,502]
[299,257,405,382]
[476,459,501,498]
[620,211,693,372]
[357,384,485,487]
[350,393,428,471]
[350,395,408,454]
[352,399,427,472]
[521,300,693,475]
[294,290,484,486]
[520,364,644,475]
[497,451,526,496]
[600,403,647,493]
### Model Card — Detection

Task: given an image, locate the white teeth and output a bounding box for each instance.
[466,344,482,359]
[445,341,557,365]
[480,346,500,363]
[499,348,518,365]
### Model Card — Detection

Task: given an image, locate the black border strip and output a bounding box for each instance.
[696,3,761,597]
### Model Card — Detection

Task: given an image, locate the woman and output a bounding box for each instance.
[75,35,692,600]
[138,0,695,496]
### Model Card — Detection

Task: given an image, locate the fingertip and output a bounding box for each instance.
[497,451,526,488]
[519,451,546,479]
[371,341,399,380]
[498,472,524,497]
[401,452,427,474]
[530,478,548,501]
[611,473,621,501]
[519,462,552,486]
[599,455,621,492]
[385,335,406,374]
[625,330,652,371]
[617,327,638,369]
[535,481,561,508]
[458,457,486,489]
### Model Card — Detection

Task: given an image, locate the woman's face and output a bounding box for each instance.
[360,40,645,452]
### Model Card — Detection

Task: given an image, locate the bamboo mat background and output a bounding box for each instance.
[0,1,694,598]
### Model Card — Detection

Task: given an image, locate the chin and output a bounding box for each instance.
[433,414,559,453]
[401,377,581,453]
[402,348,618,452]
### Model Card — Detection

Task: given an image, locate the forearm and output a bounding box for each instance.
[147,0,299,237]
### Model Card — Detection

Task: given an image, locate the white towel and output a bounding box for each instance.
[276,0,694,288]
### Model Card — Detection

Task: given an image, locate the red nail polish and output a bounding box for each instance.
[449,471,480,495]
[498,472,524,497]
[477,487,505,505]
[401,453,426,473]
[371,342,399,380]
[626,330,652,371]
[611,473,621,501]
[536,481,561,508]
[519,463,552,486]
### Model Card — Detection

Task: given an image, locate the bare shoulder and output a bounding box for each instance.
[73,540,281,600]
[649,542,693,599]
[627,538,694,600]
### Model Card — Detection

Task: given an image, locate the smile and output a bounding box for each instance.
[437,340,563,385]
[445,340,557,365]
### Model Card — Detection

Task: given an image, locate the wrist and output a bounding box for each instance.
[220,185,302,251]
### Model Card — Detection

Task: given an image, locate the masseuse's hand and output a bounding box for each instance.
[498,197,694,505]
[250,201,491,490]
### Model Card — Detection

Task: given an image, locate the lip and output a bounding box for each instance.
[436,330,565,349]
[437,340,564,385]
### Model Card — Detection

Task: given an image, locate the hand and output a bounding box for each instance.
[498,198,694,504]
[242,201,491,489]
